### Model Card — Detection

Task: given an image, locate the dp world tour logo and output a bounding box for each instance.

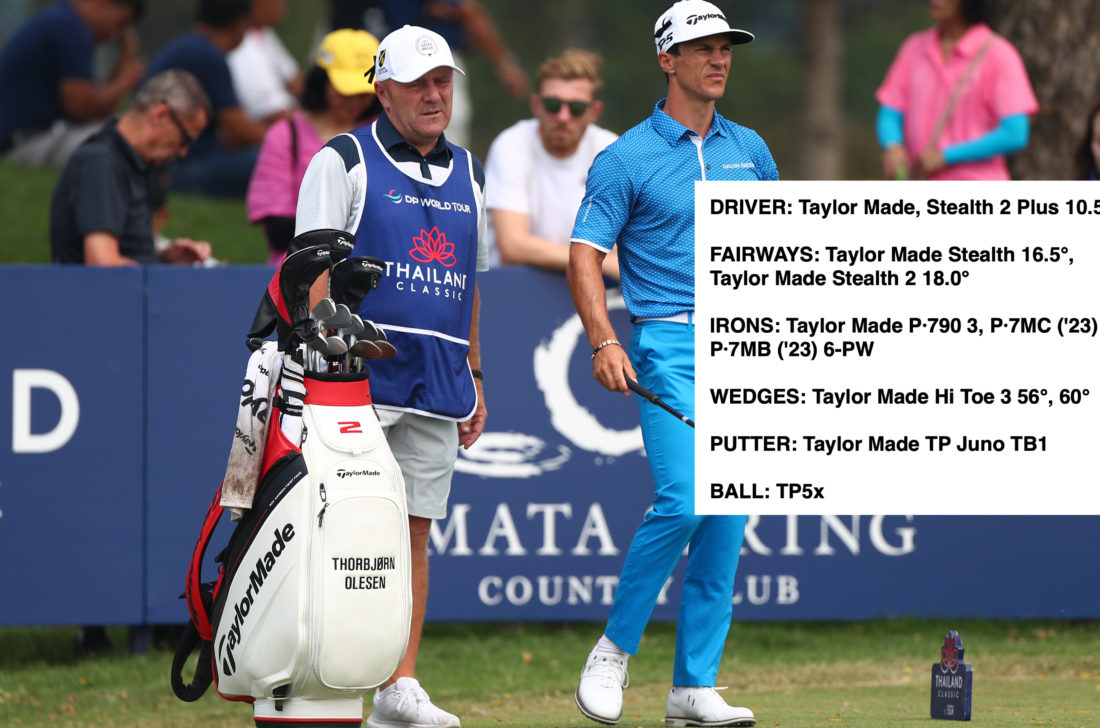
[409,227,456,267]
[385,189,402,203]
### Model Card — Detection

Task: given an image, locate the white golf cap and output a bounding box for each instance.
[371,25,465,84]
[654,0,754,55]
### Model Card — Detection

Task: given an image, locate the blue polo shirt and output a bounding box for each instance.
[0,1,95,148]
[571,99,778,319]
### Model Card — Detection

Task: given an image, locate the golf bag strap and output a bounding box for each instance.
[186,486,225,642]
[170,620,214,702]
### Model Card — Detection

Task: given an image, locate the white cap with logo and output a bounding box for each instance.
[371,25,466,84]
[653,0,753,55]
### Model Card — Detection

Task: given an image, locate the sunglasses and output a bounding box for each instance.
[540,96,590,117]
[162,100,195,149]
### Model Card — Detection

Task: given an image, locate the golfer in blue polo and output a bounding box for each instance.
[566,1,777,726]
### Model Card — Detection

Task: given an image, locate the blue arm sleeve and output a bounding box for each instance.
[943,114,1030,165]
[876,106,905,148]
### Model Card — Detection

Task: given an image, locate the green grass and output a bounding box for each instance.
[0,161,267,264]
[1,620,1097,727]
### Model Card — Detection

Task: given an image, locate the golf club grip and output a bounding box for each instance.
[626,379,695,428]
[625,377,658,401]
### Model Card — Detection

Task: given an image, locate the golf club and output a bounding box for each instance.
[627,378,694,428]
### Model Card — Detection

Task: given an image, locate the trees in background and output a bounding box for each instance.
[989,0,1100,179]
[799,0,843,180]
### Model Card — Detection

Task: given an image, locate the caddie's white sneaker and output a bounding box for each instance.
[664,686,755,727]
[366,677,460,728]
[575,648,629,725]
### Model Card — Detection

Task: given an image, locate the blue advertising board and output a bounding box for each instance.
[0,268,145,624]
[0,266,1096,625]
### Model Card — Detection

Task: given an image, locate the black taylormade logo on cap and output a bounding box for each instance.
[687,12,726,24]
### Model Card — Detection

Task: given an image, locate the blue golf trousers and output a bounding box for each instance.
[604,320,747,686]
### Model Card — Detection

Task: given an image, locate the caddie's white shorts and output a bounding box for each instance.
[376,408,458,520]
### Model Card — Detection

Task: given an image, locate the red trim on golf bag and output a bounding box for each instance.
[186,487,225,642]
[261,406,302,479]
[303,375,371,406]
[217,687,256,705]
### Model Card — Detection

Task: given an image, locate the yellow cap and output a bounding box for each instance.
[317,29,380,96]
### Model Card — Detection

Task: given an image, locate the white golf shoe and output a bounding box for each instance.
[664,686,755,727]
[366,677,460,728]
[575,649,629,725]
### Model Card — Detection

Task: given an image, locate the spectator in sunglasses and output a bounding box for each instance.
[50,70,214,266]
[484,49,619,278]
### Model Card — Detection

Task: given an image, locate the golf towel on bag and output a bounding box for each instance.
[172,373,412,725]
[221,341,283,511]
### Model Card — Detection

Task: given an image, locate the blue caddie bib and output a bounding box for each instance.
[342,122,480,419]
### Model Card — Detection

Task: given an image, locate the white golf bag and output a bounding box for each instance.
[172,369,411,727]
[172,235,410,726]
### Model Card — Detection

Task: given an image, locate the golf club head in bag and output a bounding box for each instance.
[359,320,398,359]
[246,246,337,352]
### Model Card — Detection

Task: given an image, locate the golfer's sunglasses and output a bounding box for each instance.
[162,100,195,149]
[540,96,590,117]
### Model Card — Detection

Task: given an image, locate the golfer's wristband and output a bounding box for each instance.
[591,339,621,359]
[471,368,483,380]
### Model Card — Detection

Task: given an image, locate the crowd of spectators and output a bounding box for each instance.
[3,0,1095,270]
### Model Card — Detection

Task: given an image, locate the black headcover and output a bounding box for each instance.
[245,230,357,351]
[246,245,335,351]
[288,228,355,261]
[330,256,385,313]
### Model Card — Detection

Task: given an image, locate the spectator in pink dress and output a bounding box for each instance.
[246,29,380,263]
[875,0,1038,180]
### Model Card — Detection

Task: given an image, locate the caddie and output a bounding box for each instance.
[295,23,488,728]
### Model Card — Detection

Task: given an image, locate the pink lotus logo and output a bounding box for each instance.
[941,635,959,673]
[409,227,456,267]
